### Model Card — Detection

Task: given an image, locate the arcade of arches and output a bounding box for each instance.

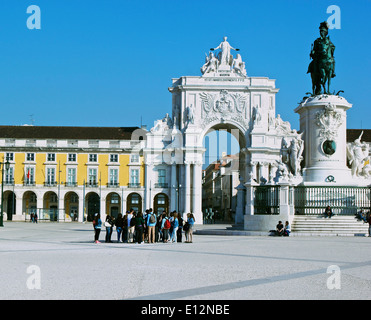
[4,190,169,222]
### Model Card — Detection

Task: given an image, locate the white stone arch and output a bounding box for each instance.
[199,119,249,150]
[199,120,248,223]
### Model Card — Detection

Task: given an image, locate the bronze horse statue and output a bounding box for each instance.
[307,22,336,95]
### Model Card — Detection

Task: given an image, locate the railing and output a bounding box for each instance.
[44,181,57,187]
[65,182,77,187]
[107,182,120,188]
[128,183,141,188]
[24,181,35,186]
[86,182,98,188]
[294,186,371,215]
[254,186,280,215]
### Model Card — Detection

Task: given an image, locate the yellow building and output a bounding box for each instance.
[0,125,149,222]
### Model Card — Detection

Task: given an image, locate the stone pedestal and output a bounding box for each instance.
[294,95,352,185]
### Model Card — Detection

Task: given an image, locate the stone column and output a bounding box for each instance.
[245,172,258,216]
[250,161,257,182]
[15,193,23,217]
[184,162,191,214]
[192,162,203,223]
[235,177,246,224]
[78,192,84,223]
[144,163,153,209]
[100,196,106,223]
[170,163,177,211]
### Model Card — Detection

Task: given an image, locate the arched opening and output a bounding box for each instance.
[106,192,121,218]
[64,191,79,221]
[127,193,142,214]
[4,191,16,221]
[202,123,246,224]
[153,193,169,215]
[23,191,37,221]
[86,192,100,222]
[43,191,58,221]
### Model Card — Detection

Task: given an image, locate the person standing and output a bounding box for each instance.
[185,213,195,243]
[170,212,179,243]
[147,209,157,243]
[127,210,134,243]
[105,214,114,243]
[177,214,183,243]
[134,212,145,244]
[122,212,128,243]
[161,213,170,243]
[115,213,124,243]
[368,213,371,237]
[93,213,102,243]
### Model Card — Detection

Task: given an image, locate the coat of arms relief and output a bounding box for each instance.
[199,90,249,129]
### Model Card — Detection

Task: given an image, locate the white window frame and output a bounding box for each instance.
[130,168,140,186]
[68,153,77,162]
[26,153,35,162]
[109,168,119,186]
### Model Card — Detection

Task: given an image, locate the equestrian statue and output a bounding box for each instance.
[307,21,336,95]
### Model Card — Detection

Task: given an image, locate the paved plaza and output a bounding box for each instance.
[0,222,370,300]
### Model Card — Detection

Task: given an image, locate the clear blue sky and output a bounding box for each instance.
[1,0,370,132]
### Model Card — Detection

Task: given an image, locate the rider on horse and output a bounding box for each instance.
[307,21,336,95]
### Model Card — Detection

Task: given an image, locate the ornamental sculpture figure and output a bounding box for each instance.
[307,21,336,95]
[211,36,239,69]
[347,131,370,177]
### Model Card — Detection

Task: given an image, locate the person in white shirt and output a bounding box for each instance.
[127,209,135,243]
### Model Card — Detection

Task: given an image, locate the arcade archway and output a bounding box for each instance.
[202,123,247,223]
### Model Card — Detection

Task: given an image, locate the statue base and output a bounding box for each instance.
[294,94,353,185]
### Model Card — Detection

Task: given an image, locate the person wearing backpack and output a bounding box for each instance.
[161,213,171,243]
[147,208,157,243]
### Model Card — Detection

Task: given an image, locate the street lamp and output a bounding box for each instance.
[0,160,10,227]
[172,183,182,213]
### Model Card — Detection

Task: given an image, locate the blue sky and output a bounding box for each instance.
[0,0,370,134]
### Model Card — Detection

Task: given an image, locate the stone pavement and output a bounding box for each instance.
[0,221,370,300]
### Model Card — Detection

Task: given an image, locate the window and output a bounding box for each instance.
[110,154,118,163]
[47,153,55,162]
[158,169,166,185]
[111,194,119,204]
[109,168,119,187]
[89,154,97,162]
[26,153,35,161]
[67,168,76,186]
[5,167,13,185]
[5,153,13,161]
[68,154,76,162]
[88,168,98,186]
[46,168,56,185]
[25,167,35,185]
[130,169,139,187]
[130,154,139,163]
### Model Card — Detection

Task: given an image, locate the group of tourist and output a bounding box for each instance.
[92,209,195,244]
[274,220,291,236]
